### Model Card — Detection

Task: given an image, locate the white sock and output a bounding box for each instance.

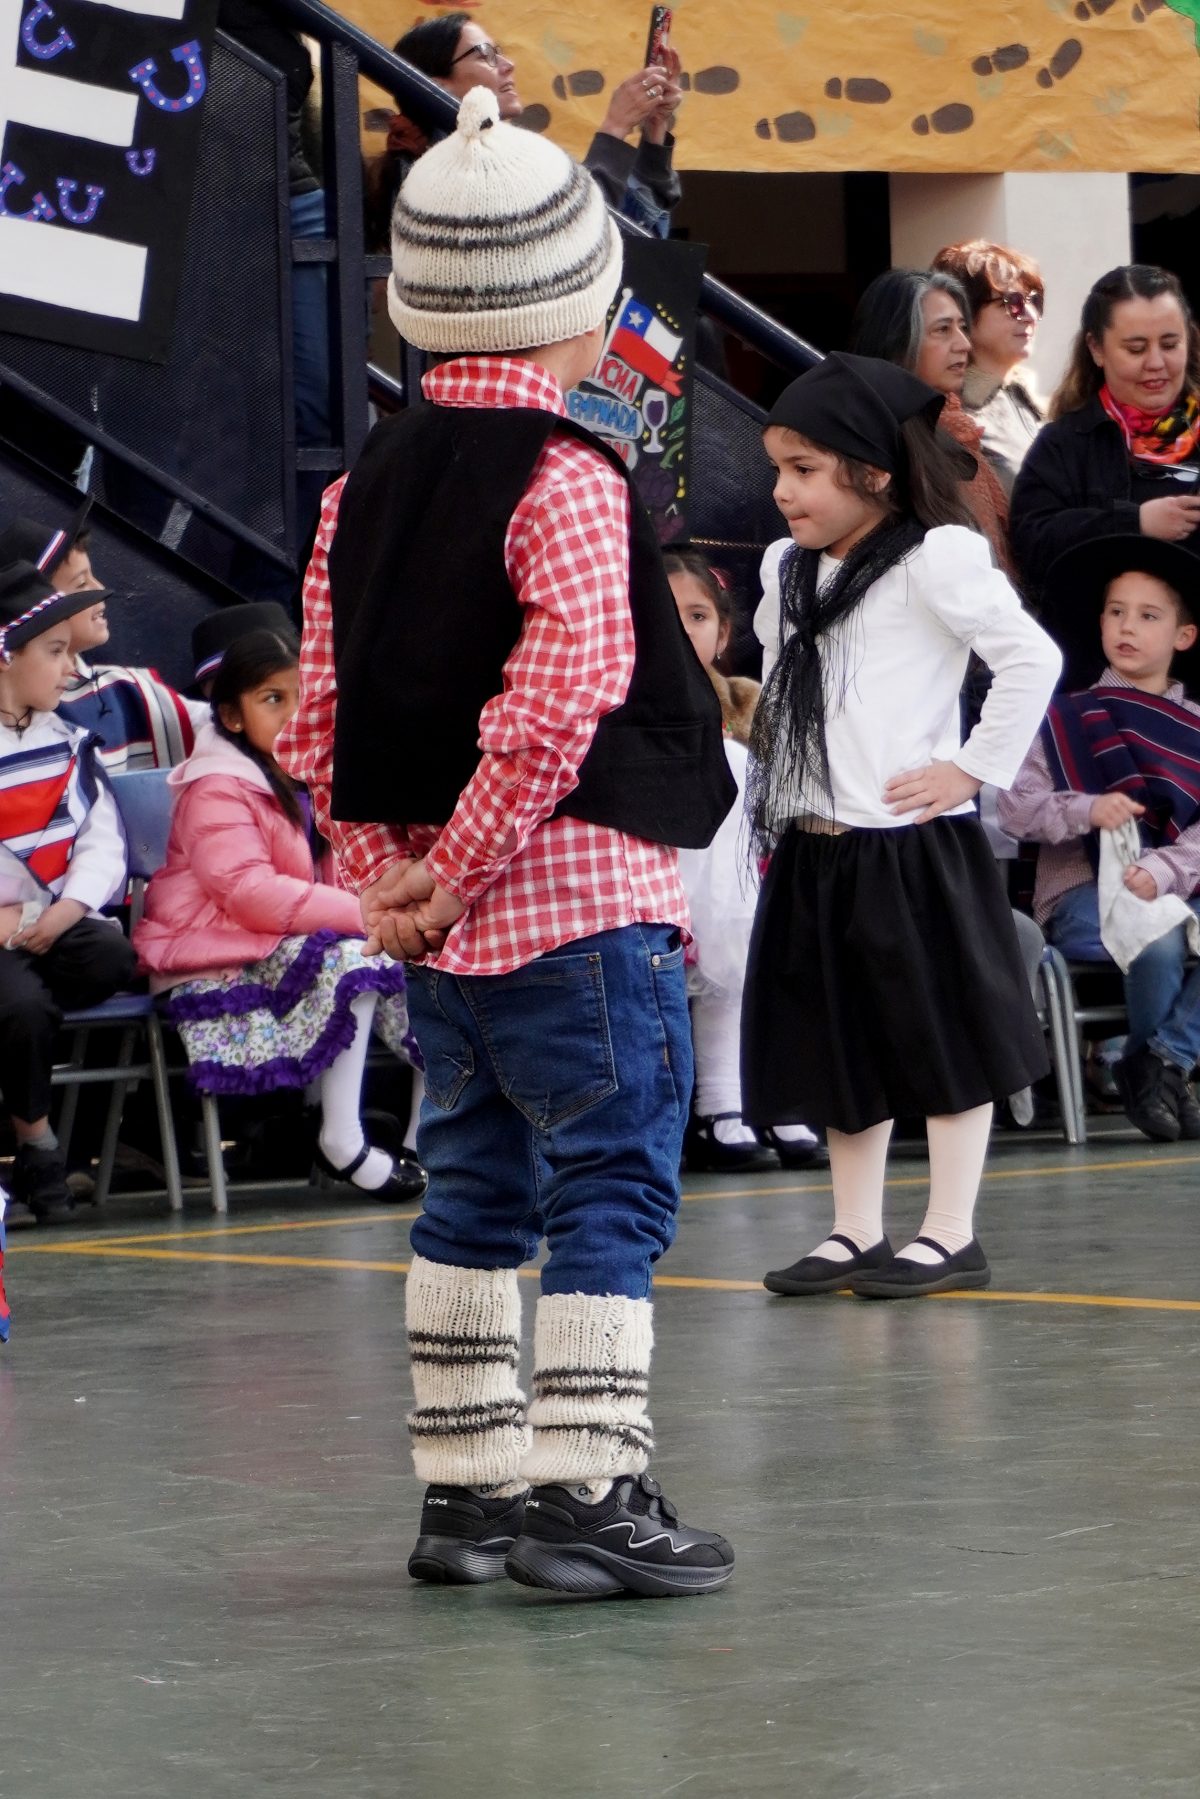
[404,1068,424,1152]
[897,1103,993,1265]
[807,1120,893,1261]
[520,1294,654,1488]
[318,991,382,1177]
[407,1256,528,1488]
[713,1116,759,1148]
[690,987,744,1119]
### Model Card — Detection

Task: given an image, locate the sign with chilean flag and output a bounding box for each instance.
[610,294,684,398]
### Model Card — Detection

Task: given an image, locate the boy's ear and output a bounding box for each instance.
[1176,619,1198,654]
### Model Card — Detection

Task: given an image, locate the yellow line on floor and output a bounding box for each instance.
[15,1238,1200,1311]
[7,1212,419,1254]
[682,1149,1200,1204]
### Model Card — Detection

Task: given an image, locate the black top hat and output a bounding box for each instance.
[192,601,295,686]
[0,560,110,662]
[1043,535,1200,694]
[0,496,93,580]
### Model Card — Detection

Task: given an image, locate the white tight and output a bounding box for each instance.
[815,1102,993,1263]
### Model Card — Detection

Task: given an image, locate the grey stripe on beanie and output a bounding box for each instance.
[388,85,623,355]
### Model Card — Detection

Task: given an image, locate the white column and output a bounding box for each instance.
[889,172,1131,398]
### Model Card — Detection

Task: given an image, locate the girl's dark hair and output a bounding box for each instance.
[850,268,972,372]
[211,628,304,830]
[661,545,733,623]
[1051,263,1200,420]
[779,417,977,535]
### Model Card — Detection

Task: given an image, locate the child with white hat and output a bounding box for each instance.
[279,88,736,1597]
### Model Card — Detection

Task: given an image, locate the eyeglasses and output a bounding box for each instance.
[451,41,504,70]
[988,289,1044,321]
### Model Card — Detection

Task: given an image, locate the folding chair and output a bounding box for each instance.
[53,768,184,1209]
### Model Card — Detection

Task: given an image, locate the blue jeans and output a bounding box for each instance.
[1047,881,1200,1073]
[405,925,692,1299]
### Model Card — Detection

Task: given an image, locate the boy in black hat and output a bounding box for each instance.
[0,562,136,1219]
[0,505,206,772]
[998,537,1200,1141]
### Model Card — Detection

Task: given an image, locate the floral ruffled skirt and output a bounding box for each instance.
[165,930,419,1096]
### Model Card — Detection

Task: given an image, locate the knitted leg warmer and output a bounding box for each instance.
[405,1254,528,1491]
[520,1293,655,1488]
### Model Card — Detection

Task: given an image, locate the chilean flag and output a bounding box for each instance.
[610,296,684,396]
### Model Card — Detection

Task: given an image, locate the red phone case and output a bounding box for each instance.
[645,5,672,69]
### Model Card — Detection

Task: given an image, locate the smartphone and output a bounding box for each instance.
[645,5,672,70]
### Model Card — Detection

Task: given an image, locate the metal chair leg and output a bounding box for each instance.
[201,1091,228,1215]
[1040,954,1083,1146]
[92,1026,137,1206]
[146,1014,184,1213]
[1044,947,1088,1145]
[55,1027,88,1156]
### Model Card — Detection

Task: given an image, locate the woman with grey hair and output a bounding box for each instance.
[850,267,1013,573]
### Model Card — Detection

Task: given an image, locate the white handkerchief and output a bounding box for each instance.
[1097,819,1200,973]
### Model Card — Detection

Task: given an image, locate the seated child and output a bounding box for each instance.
[997,537,1200,1142]
[0,507,207,770]
[0,561,137,1219]
[665,547,820,1171]
[133,629,426,1197]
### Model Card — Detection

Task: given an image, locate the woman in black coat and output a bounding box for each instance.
[1011,263,1200,602]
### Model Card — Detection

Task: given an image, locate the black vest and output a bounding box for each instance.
[327,403,736,850]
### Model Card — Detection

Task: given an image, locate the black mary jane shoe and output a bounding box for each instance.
[850,1235,990,1299]
[312,1141,429,1202]
[686,1113,779,1174]
[758,1126,827,1170]
[763,1233,894,1296]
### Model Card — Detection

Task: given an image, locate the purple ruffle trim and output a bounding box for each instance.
[166,932,420,1096]
[167,929,406,1024]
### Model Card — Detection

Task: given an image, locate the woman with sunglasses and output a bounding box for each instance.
[366,13,684,249]
[1010,264,1200,602]
[932,241,1046,497]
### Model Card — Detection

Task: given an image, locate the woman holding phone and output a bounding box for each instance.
[366,12,685,247]
[1011,264,1200,601]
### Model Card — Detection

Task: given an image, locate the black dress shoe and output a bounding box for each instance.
[10,1143,74,1223]
[759,1126,827,1170]
[763,1233,893,1296]
[686,1113,779,1174]
[850,1235,990,1299]
[1161,1064,1200,1140]
[1113,1048,1181,1142]
[312,1141,429,1201]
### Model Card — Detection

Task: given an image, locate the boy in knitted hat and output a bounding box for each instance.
[279,87,736,1597]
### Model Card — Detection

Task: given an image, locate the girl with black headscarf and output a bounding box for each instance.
[745,353,1061,1298]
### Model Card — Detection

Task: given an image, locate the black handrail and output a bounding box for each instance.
[273,0,821,376]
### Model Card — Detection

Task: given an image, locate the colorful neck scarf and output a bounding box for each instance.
[1099,383,1200,466]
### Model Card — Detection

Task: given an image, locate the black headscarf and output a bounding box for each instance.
[748,355,942,849]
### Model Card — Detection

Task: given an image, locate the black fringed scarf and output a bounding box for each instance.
[747,513,926,853]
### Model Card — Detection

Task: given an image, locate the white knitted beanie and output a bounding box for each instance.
[388,86,624,354]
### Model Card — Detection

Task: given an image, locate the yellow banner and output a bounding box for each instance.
[347,0,1200,174]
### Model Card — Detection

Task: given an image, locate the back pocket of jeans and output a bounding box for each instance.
[470,953,618,1130]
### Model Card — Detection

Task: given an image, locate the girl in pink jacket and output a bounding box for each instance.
[134,630,425,1199]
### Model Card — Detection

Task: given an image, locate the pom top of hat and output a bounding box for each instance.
[456,84,499,140]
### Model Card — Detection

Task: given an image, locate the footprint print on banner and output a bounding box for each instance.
[755,110,818,141]
[1073,0,1118,16]
[1131,0,1167,16]
[971,43,1029,74]
[911,102,975,134]
[551,70,604,98]
[1036,38,1083,85]
[823,77,891,102]
[677,67,741,94]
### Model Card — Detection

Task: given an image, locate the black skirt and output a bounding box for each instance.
[741,816,1047,1135]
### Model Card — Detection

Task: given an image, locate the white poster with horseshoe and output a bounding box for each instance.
[0,0,217,358]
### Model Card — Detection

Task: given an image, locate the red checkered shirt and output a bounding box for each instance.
[277,355,688,976]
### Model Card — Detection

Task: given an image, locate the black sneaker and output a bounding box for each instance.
[1161,1064,1200,1141]
[505,1473,734,1598]
[10,1143,74,1223]
[407,1484,527,1584]
[1113,1049,1181,1143]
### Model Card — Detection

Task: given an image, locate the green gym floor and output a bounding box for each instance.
[4,1121,1199,1799]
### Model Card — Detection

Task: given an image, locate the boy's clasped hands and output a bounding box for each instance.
[1088,791,1156,899]
[361,858,465,962]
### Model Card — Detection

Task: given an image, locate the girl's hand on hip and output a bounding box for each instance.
[884,760,982,823]
[1140,495,1200,543]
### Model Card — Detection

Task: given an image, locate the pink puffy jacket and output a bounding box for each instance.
[133,722,364,982]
